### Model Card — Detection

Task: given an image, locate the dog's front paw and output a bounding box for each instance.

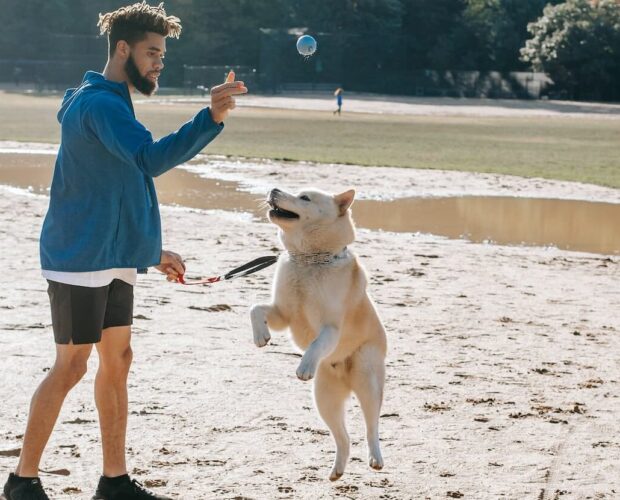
[253,327,271,348]
[250,306,271,348]
[296,358,316,381]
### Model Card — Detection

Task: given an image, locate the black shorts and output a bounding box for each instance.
[47,279,134,345]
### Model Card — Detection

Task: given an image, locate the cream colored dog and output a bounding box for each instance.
[250,187,387,480]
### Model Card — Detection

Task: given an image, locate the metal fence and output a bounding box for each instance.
[0,59,97,90]
[404,70,553,99]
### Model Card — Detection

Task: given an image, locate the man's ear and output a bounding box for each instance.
[334,189,355,216]
[115,40,130,59]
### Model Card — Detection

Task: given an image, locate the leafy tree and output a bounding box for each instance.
[170,0,295,66]
[401,0,467,69]
[399,0,560,71]
[521,0,620,100]
[285,0,406,88]
[289,0,404,33]
[454,0,562,71]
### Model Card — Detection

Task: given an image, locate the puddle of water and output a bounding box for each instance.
[1,152,618,255]
[354,197,620,255]
[0,153,263,211]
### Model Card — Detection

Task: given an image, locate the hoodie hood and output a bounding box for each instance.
[57,71,133,124]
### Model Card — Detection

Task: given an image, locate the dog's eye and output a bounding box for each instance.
[299,195,311,201]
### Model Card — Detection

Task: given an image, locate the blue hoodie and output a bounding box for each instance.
[40,71,223,272]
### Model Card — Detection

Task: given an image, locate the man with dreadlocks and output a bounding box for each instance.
[2,3,247,499]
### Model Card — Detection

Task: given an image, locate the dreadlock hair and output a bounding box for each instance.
[98,2,182,57]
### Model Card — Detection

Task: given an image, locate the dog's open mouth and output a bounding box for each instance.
[268,200,300,219]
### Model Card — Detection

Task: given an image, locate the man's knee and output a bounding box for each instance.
[52,352,90,389]
[100,345,133,377]
[121,345,133,371]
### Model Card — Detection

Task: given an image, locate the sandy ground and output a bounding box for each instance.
[1,94,619,498]
[182,155,620,204]
[1,148,619,499]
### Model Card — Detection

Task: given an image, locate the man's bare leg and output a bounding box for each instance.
[16,343,93,477]
[94,326,133,478]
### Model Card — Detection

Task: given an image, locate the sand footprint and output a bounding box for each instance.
[335,484,359,494]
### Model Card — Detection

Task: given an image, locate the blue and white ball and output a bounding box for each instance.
[296,35,317,57]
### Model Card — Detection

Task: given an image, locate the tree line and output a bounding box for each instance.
[1,0,618,100]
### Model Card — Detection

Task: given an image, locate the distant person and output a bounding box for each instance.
[333,87,343,115]
[2,2,246,500]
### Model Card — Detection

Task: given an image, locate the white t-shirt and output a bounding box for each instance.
[42,268,137,288]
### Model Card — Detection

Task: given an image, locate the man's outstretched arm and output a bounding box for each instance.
[86,71,247,177]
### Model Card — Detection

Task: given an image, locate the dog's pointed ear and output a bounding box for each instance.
[334,189,355,216]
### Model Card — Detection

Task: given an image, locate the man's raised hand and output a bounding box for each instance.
[210,70,247,124]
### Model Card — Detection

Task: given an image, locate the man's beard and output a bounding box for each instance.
[125,53,157,96]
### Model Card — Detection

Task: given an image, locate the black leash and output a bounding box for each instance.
[178,255,278,286]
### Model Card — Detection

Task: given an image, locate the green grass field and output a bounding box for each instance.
[1,91,619,188]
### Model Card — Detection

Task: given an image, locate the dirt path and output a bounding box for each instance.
[138,93,620,119]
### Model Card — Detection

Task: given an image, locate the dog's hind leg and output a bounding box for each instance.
[350,344,385,471]
[314,363,351,481]
[250,304,287,347]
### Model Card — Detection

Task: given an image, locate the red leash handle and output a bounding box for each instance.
[177,275,222,286]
